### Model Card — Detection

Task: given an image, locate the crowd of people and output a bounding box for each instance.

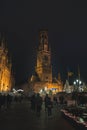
[30,93,66,117]
[0,93,24,111]
[0,91,67,118]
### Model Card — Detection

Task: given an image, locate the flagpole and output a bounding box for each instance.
[67,67,69,83]
[67,72,69,84]
[78,64,80,80]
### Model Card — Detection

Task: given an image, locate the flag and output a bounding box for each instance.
[68,72,73,77]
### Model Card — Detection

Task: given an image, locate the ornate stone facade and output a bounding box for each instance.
[35,30,52,82]
[29,30,63,94]
[0,39,13,92]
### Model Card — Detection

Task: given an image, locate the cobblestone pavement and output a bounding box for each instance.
[0,100,76,130]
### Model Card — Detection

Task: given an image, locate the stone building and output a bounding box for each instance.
[0,38,14,92]
[29,30,63,95]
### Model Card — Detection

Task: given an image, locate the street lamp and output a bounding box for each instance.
[73,79,82,92]
[74,81,76,85]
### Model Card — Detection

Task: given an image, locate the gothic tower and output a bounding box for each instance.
[35,30,52,82]
[0,37,13,92]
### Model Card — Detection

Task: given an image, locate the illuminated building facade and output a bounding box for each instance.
[0,39,13,92]
[29,30,63,94]
[35,30,52,83]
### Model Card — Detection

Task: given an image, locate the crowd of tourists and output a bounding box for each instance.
[0,91,67,117]
[0,93,24,111]
[30,93,66,117]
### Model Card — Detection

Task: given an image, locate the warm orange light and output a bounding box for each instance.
[0,43,12,92]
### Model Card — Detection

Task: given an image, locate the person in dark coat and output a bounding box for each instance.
[30,94,36,111]
[35,93,43,116]
[45,95,53,116]
[44,94,49,111]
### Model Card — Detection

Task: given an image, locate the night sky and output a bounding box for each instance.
[0,1,87,85]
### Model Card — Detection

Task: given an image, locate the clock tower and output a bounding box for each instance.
[35,30,52,82]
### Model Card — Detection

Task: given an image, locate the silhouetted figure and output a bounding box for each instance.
[35,93,43,117]
[53,96,58,105]
[46,96,53,116]
[44,94,49,111]
[59,95,64,104]
[30,94,36,111]
[6,94,12,108]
